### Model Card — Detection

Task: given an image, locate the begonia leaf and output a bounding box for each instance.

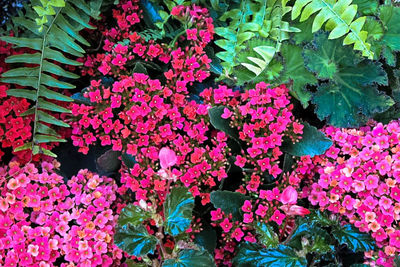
[208,106,240,141]
[332,224,376,252]
[233,243,307,267]
[254,222,279,249]
[118,204,151,227]
[194,226,217,255]
[114,224,157,257]
[162,249,216,267]
[164,187,194,236]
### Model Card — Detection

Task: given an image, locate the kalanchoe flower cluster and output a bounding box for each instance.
[201,82,304,193]
[294,121,400,266]
[0,161,122,266]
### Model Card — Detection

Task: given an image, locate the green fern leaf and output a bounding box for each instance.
[0,0,101,157]
[291,0,373,59]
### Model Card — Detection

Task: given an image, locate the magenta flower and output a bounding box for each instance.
[280,186,297,204]
[159,147,177,169]
[280,205,310,217]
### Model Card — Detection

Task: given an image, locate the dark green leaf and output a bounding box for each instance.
[40,87,73,102]
[114,224,157,257]
[254,222,279,249]
[332,224,376,252]
[6,89,37,100]
[233,243,307,267]
[194,226,217,255]
[41,73,75,89]
[162,249,216,267]
[96,149,121,174]
[37,122,61,137]
[5,53,41,64]
[38,99,71,113]
[35,134,66,143]
[210,191,249,221]
[282,122,332,157]
[133,62,148,74]
[43,47,82,66]
[37,110,70,127]
[122,153,137,168]
[118,204,151,227]
[42,60,79,79]
[0,36,42,50]
[164,187,194,236]
[208,106,239,141]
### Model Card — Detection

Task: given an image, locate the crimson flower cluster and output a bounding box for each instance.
[293,121,400,266]
[0,161,122,266]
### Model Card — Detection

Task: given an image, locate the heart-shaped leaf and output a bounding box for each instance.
[210,191,249,221]
[164,187,194,236]
[118,204,151,227]
[114,224,157,257]
[162,249,216,267]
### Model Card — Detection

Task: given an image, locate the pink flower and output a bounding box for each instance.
[280,205,310,216]
[186,28,198,40]
[159,147,177,169]
[27,244,40,257]
[232,228,244,242]
[280,186,297,204]
[270,210,286,225]
[220,218,232,232]
[111,54,127,66]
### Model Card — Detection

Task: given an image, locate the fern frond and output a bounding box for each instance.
[0,0,102,158]
[291,0,373,59]
[214,0,298,81]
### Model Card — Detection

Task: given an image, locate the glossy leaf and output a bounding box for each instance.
[210,191,249,221]
[254,222,279,249]
[208,106,239,141]
[114,224,157,257]
[194,226,217,255]
[282,122,332,157]
[118,204,151,227]
[233,243,307,267]
[332,224,376,252]
[164,187,194,236]
[162,249,216,267]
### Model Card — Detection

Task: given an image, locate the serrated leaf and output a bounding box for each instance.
[280,44,316,107]
[352,0,378,15]
[114,224,157,257]
[306,33,392,127]
[254,222,279,249]
[164,187,194,236]
[332,224,376,252]
[282,122,332,157]
[162,249,216,267]
[210,191,249,221]
[233,243,307,267]
[118,204,151,227]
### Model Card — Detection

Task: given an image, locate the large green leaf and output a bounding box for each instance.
[162,249,216,267]
[210,191,249,221]
[376,5,400,66]
[332,224,376,252]
[306,33,392,127]
[280,44,317,107]
[254,222,279,249]
[194,226,217,255]
[118,204,151,227]
[164,187,194,236]
[282,122,332,157]
[114,224,158,257]
[233,243,307,267]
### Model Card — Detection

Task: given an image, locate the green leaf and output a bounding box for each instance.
[377,5,400,66]
[37,122,61,137]
[114,224,157,257]
[125,259,147,267]
[6,89,37,101]
[352,0,378,15]
[208,106,239,141]
[332,224,376,252]
[282,122,332,157]
[37,110,70,127]
[35,134,66,143]
[194,226,217,255]
[280,44,317,107]
[162,249,216,267]
[254,222,279,249]
[39,87,73,102]
[5,53,41,64]
[291,0,373,58]
[306,33,392,127]
[38,98,71,113]
[0,36,42,50]
[118,204,151,227]
[164,187,194,236]
[14,142,33,152]
[210,191,249,221]
[121,153,137,168]
[233,243,307,267]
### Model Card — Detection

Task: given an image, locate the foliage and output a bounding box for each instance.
[0,0,101,158]
[306,32,392,127]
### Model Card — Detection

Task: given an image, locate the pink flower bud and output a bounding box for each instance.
[280,186,298,204]
[280,205,310,216]
[159,147,177,169]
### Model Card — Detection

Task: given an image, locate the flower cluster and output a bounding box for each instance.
[202,82,304,193]
[295,121,400,266]
[0,161,122,266]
